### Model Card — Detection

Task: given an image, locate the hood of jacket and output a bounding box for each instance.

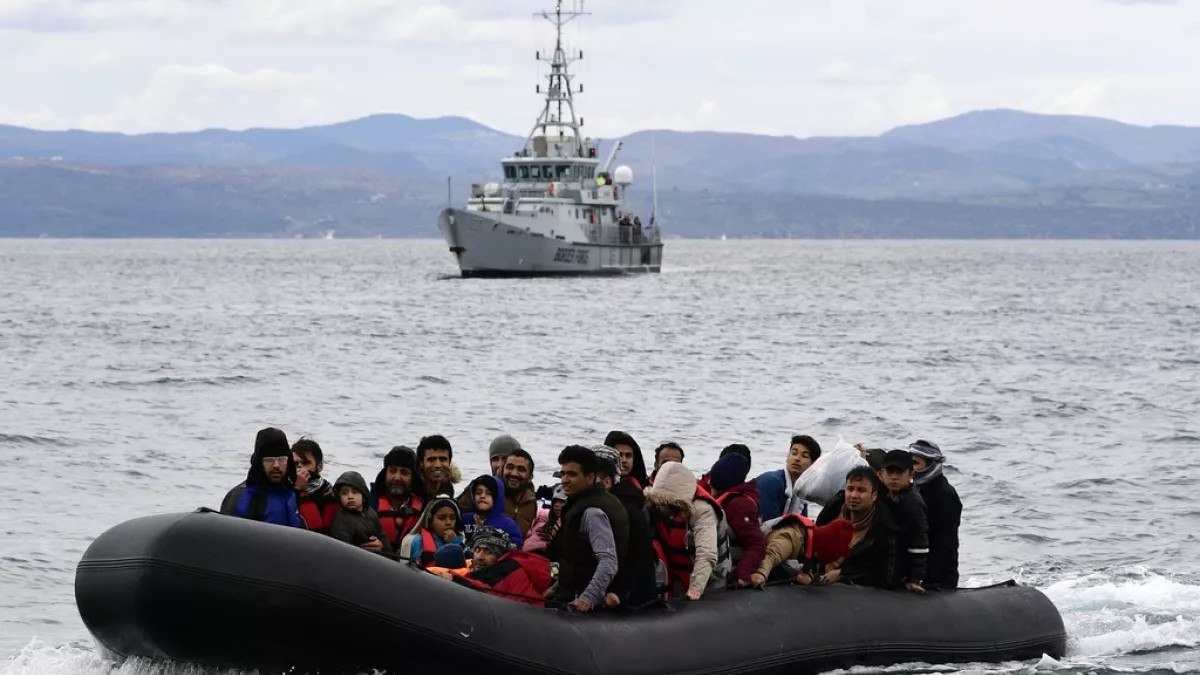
[466,474,507,515]
[417,495,463,533]
[605,430,649,487]
[644,462,697,514]
[333,471,370,499]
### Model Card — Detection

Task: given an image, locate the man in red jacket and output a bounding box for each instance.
[450,526,552,606]
[707,452,766,588]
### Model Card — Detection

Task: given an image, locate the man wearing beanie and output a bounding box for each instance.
[815,466,905,589]
[370,445,426,551]
[488,434,522,476]
[707,453,765,589]
[909,439,961,589]
[219,427,304,528]
[443,526,551,607]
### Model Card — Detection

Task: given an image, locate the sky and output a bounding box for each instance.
[2,0,1199,138]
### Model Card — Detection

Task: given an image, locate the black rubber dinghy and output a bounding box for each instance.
[76,511,1067,674]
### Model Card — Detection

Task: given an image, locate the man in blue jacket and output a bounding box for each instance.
[219,427,304,528]
[755,435,821,521]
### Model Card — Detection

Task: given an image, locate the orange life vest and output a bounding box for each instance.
[378,494,423,546]
[651,488,725,597]
[774,513,817,560]
[296,491,340,533]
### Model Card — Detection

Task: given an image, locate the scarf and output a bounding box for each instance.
[914,461,944,487]
[842,503,875,550]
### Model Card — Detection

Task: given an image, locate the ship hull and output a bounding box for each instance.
[438,208,662,278]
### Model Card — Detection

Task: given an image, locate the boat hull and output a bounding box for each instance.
[76,511,1067,674]
[438,208,663,277]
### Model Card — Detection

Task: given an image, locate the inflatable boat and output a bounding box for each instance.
[76,511,1067,674]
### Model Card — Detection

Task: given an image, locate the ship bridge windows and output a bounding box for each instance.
[530,165,541,180]
[519,165,530,180]
[542,165,553,180]
[556,165,572,180]
[504,165,516,180]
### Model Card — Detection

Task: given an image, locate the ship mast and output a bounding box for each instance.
[527,1,589,157]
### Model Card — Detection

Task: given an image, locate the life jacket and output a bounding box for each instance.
[296,492,340,533]
[774,513,817,561]
[378,494,424,547]
[651,488,732,596]
[425,560,473,578]
[417,529,439,568]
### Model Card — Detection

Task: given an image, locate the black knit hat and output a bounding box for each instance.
[383,445,417,470]
[719,443,752,466]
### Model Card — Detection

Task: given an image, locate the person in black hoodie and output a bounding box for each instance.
[329,471,391,555]
[592,444,658,609]
[604,431,649,490]
[876,450,929,593]
[816,467,903,589]
[908,440,961,589]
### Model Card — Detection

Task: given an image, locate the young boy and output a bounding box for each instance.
[461,475,525,548]
[329,471,392,555]
[406,496,465,567]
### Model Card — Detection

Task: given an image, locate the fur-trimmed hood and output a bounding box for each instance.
[644,462,698,515]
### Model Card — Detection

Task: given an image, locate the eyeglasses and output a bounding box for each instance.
[261,456,290,466]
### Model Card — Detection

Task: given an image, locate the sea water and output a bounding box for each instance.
[1,239,1197,674]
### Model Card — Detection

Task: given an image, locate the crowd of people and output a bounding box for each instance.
[219,428,962,612]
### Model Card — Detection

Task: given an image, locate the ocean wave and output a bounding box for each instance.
[98,375,258,389]
[0,434,73,447]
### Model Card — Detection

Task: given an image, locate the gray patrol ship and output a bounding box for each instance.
[437,2,663,277]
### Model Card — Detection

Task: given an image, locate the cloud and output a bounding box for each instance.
[460,64,512,82]
[80,63,341,132]
[0,0,208,32]
[1050,79,1114,115]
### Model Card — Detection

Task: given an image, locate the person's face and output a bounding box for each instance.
[472,546,499,569]
[261,456,288,484]
[615,443,635,477]
[844,477,878,514]
[560,462,596,497]
[490,455,507,476]
[655,447,683,470]
[431,507,458,541]
[338,485,363,512]
[293,451,322,477]
[552,499,565,518]
[422,449,451,485]
[787,444,814,477]
[385,465,413,497]
[473,484,495,512]
[911,455,929,472]
[881,466,913,493]
[503,457,532,492]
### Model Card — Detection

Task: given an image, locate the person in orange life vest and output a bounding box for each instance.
[446,526,552,607]
[369,445,425,551]
[604,430,649,489]
[647,441,684,484]
[416,435,457,498]
[644,461,719,600]
[462,475,525,548]
[291,438,340,535]
[220,427,304,528]
[748,515,854,588]
[707,452,765,588]
[328,472,391,555]
[406,496,465,567]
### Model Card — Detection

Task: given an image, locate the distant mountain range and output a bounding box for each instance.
[2,109,1199,238]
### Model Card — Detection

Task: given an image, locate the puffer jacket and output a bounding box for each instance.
[644,462,719,597]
